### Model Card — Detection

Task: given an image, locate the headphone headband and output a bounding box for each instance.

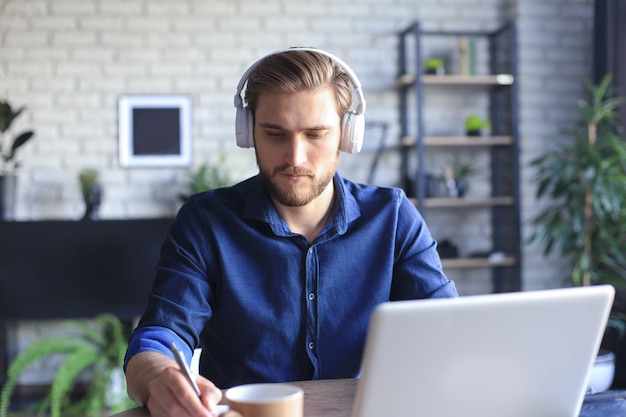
[234,48,366,115]
[234,47,366,153]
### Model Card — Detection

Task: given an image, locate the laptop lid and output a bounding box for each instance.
[352,285,615,417]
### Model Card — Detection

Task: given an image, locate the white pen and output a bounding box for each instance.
[170,341,202,398]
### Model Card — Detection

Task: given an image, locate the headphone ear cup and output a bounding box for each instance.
[235,106,254,148]
[340,111,365,153]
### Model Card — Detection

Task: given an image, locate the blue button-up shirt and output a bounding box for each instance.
[125,173,457,388]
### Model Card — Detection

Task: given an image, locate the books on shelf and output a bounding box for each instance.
[458,36,476,75]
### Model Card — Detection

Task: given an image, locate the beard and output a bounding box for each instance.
[256,153,339,207]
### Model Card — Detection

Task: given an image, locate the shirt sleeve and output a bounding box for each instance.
[123,325,194,371]
[391,192,459,300]
[132,198,216,351]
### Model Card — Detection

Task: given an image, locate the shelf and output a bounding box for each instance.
[401,136,514,147]
[397,21,521,292]
[412,197,514,208]
[397,74,514,87]
[441,256,516,269]
[380,135,513,150]
[423,136,513,146]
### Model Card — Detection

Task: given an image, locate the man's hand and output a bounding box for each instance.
[126,351,223,417]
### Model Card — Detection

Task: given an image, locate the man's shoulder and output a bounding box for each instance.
[337,174,406,203]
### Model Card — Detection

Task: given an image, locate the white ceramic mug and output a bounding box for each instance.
[225,383,304,417]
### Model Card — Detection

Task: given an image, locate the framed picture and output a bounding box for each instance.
[118,94,192,168]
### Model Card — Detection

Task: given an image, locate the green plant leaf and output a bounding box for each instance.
[0,102,25,133]
[0,314,131,417]
[0,337,95,417]
[49,348,100,417]
[529,73,626,290]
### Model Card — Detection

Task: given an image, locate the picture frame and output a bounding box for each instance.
[118,94,192,168]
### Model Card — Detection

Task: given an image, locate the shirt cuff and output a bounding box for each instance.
[123,326,193,371]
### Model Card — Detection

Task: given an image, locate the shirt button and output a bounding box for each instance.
[308,248,313,254]
[308,292,315,301]
[308,342,315,350]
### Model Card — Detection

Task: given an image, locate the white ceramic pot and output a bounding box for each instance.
[588,349,615,393]
[105,367,127,409]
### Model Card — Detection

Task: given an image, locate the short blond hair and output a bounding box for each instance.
[244,49,353,119]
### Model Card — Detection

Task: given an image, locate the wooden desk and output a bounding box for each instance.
[111,378,356,417]
[106,377,626,417]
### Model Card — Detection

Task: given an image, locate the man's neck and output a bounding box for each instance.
[274,182,335,243]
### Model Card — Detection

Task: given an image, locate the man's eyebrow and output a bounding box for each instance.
[258,122,283,129]
[258,122,332,131]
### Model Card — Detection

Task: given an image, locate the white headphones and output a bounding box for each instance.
[233,47,366,153]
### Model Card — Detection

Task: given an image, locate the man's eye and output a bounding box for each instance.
[266,131,284,138]
[307,132,326,139]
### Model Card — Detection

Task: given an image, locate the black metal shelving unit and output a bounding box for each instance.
[396,21,521,293]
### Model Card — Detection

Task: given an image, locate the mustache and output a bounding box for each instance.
[274,166,314,176]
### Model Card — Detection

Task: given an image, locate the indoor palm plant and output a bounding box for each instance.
[0,100,35,220]
[529,74,626,289]
[0,100,35,173]
[0,314,134,417]
[529,74,626,390]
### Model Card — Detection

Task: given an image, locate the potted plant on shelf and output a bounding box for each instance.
[0,100,35,221]
[0,314,135,417]
[79,168,102,220]
[464,114,491,136]
[424,57,445,75]
[443,158,479,198]
[529,74,626,391]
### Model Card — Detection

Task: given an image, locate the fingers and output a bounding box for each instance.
[220,411,244,417]
[146,367,215,417]
[198,375,223,411]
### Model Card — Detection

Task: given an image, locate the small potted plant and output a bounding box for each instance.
[0,314,134,417]
[464,114,491,136]
[79,168,102,220]
[424,57,445,75]
[443,158,479,198]
[0,100,36,220]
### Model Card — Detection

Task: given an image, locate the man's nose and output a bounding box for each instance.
[285,136,307,166]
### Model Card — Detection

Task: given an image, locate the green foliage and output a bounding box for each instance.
[181,155,233,200]
[0,314,134,417]
[424,57,444,70]
[529,74,626,288]
[78,169,100,198]
[453,157,480,180]
[0,100,35,173]
[464,114,491,132]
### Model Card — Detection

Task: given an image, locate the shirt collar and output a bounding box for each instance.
[243,173,361,237]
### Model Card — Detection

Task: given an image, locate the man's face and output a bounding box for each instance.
[253,86,341,207]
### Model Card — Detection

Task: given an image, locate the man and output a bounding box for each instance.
[124,47,457,417]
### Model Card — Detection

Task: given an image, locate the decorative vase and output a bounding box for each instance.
[82,183,102,220]
[446,178,468,198]
[0,174,17,221]
[105,367,127,409]
[588,348,616,393]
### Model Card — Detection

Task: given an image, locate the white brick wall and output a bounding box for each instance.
[517,0,594,290]
[0,0,594,296]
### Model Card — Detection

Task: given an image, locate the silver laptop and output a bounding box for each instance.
[353,285,615,417]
